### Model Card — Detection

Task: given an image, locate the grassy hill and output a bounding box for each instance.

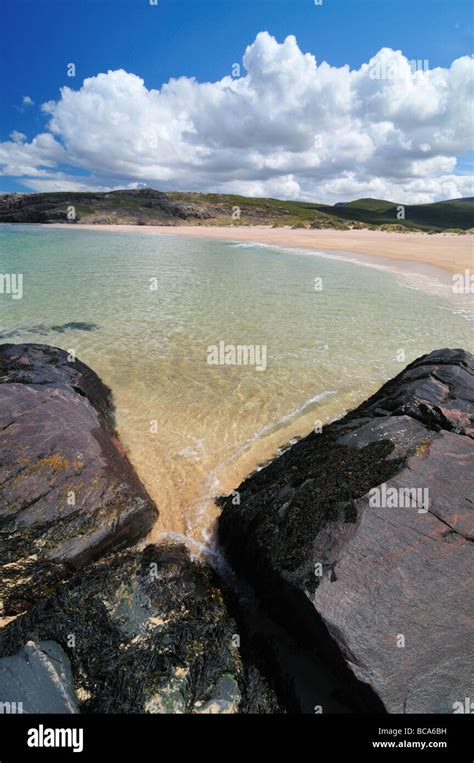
[0,188,472,232]
[326,197,474,231]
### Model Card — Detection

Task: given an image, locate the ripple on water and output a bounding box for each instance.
[1,225,472,547]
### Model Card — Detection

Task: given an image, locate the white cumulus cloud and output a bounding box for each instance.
[1,32,473,203]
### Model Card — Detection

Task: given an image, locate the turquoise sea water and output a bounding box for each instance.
[1,225,472,544]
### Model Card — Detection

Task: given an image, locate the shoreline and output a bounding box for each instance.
[44,223,473,277]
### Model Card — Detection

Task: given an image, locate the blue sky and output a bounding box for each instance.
[0,0,473,201]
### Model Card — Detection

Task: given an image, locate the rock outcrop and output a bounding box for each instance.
[0,343,157,615]
[0,189,225,224]
[218,349,474,713]
[0,640,78,713]
[0,543,278,713]
[2,343,472,714]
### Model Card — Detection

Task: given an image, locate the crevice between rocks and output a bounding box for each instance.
[213,547,387,715]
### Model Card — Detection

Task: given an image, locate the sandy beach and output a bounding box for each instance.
[48,224,473,277]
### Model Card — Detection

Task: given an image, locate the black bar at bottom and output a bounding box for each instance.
[0,713,471,760]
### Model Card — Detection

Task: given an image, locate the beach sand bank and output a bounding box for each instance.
[47,224,473,277]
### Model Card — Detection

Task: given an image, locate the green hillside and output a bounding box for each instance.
[329,197,474,231]
[0,188,472,232]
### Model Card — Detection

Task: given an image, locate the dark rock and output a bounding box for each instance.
[0,543,279,713]
[0,640,78,713]
[351,348,474,437]
[0,343,158,615]
[218,348,474,713]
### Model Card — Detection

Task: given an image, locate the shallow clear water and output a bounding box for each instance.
[1,225,472,545]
